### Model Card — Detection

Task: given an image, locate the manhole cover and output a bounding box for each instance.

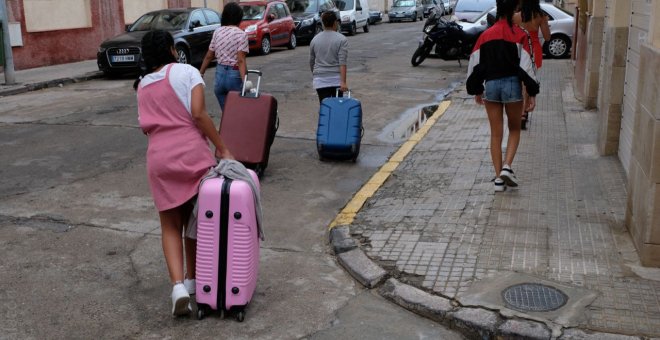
[502,283,568,312]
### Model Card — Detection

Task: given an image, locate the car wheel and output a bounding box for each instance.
[287,32,297,49]
[413,12,417,22]
[176,45,190,64]
[260,35,271,55]
[364,22,369,33]
[546,34,570,59]
[349,21,357,36]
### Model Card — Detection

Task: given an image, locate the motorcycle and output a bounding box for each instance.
[411,6,490,67]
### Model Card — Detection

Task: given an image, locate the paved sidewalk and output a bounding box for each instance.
[0,60,102,96]
[337,60,660,338]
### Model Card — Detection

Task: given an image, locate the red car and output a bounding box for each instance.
[240,1,297,55]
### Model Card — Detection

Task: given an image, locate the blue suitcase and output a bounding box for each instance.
[316,91,363,162]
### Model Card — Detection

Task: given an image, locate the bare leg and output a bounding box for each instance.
[158,208,185,284]
[503,101,524,166]
[484,101,505,177]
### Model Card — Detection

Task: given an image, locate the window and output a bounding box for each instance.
[276,3,288,17]
[267,6,279,19]
[190,10,208,28]
[204,10,221,25]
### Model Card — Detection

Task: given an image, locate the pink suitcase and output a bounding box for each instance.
[195,170,260,321]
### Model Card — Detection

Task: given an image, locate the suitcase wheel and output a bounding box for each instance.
[236,311,246,322]
[197,304,209,320]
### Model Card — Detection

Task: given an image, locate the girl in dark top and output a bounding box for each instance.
[466,0,538,192]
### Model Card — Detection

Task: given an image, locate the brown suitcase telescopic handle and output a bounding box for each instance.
[242,70,263,97]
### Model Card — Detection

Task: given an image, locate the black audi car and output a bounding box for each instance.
[97,8,221,76]
[286,0,340,44]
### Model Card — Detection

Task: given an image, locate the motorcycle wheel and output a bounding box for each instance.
[411,41,433,67]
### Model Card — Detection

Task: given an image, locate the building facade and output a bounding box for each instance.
[571,0,660,266]
[5,0,224,70]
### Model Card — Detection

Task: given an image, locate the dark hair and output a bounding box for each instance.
[321,11,337,28]
[222,2,244,26]
[520,0,542,23]
[133,30,177,90]
[496,0,520,27]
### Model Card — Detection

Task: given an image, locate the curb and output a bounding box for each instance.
[328,99,653,339]
[0,71,104,97]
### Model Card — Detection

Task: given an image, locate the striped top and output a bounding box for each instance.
[208,26,249,67]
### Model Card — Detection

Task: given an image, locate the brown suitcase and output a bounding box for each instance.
[219,70,278,177]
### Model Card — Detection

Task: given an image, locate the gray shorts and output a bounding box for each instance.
[484,76,523,103]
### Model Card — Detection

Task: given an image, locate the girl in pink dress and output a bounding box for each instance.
[135,30,233,316]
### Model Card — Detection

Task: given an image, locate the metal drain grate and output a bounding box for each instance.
[502,283,568,312]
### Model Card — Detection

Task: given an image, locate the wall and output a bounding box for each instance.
[596,0,629,155]
[625,2,660,267]
[7,0,125,70]
[581,0,604,109]
[123,0,168,24]
[6,0,194,70]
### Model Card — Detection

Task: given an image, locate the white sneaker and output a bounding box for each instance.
[499,165,518,187]
[494,177,506,192]
[171,283,190,316]
[184,278,196,295]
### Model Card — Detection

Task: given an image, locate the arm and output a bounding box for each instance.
[199,49,215,76]
[339,65,348,92]
[237,51,247,82]
[190,84,233,159]
[309,43,316,73]
[540,15,551,42]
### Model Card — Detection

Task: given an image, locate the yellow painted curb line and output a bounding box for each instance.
[329,100,451,229]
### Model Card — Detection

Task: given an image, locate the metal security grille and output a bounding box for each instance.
[502,283,568,312]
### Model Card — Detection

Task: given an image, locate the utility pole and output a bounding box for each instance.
[0,0,16,85]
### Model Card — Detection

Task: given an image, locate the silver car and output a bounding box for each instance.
[388,0,424,22]
[459,3,574,58]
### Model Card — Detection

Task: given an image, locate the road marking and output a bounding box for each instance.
[329,100,451,229]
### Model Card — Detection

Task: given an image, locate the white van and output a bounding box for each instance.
[334,0,370,35]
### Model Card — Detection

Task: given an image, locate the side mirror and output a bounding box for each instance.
[268,14,276,21]
[125,24,132,32]
[190,20,201,30]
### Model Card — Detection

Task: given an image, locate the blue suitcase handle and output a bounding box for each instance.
[335,88,351,98]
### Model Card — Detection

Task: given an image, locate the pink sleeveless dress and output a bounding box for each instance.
[137,64,215,211]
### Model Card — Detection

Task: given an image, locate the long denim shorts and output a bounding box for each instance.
[483,76,523,103]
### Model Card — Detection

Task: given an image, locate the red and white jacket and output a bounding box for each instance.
[466,19,539,97]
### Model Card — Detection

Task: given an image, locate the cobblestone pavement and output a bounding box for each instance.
[350,60,660,336]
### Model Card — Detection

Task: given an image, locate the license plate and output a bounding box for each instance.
[112,55,135,62]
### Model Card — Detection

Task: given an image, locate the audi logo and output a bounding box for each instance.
[117,48,130,54]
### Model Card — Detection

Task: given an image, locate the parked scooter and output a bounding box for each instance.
[411,6,490,67]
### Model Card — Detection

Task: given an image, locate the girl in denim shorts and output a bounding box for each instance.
[466,0,539,192]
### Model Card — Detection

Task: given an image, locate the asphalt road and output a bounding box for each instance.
[0,19,467,339]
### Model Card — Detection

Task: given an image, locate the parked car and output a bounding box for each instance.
[334,0,371,35]
[461,3,574,59]
[368,9,383,24]
[388,0,424,22]
[286,0,340,44]
[97,8,221,76]
[453,0,495,22]
[538,3,574,58]
[240,1,297,55]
